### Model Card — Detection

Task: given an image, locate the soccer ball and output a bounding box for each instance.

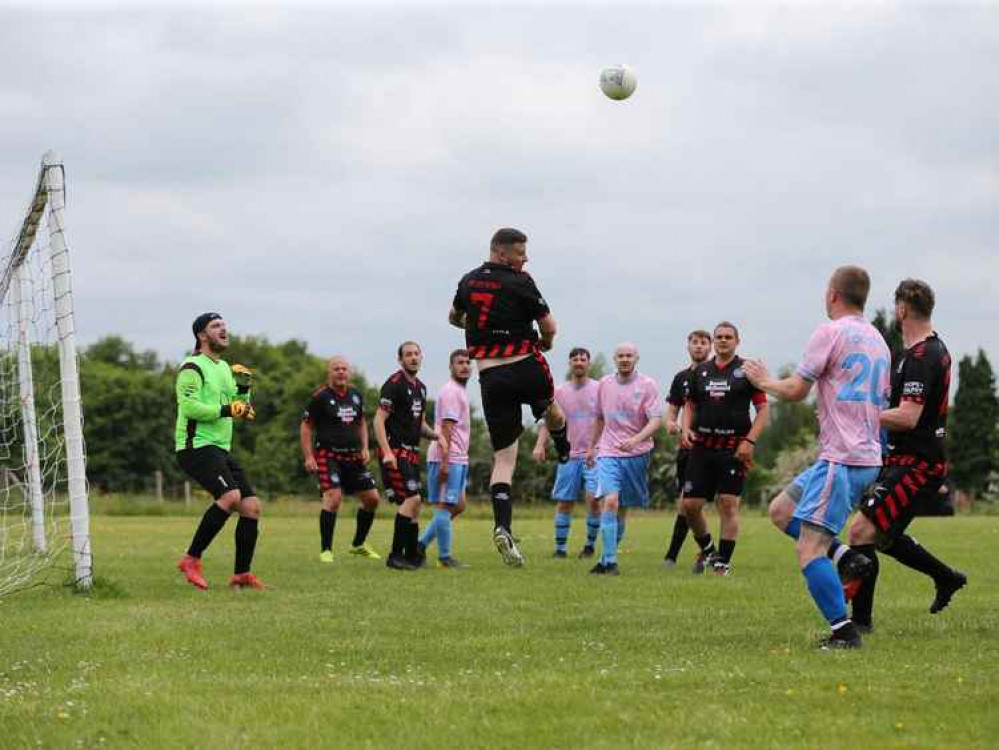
[599,65,637,101]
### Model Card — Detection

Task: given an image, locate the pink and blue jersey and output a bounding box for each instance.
[427,379,470,465]
[595,372,664,458]
[554,379,600,459]
[796,314,890,467]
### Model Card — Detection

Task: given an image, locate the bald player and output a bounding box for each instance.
[301,356,382,562]
[587,343,664,575]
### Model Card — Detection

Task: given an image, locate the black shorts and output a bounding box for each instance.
[675,449,690,496]
[479,351,555,451]
[380,447,422,504]
[858,458,946,540]
[177,446,256,500]
[684,447,746,500]
[316,447,377,496]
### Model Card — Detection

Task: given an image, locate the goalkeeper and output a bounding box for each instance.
[175,312,266,591]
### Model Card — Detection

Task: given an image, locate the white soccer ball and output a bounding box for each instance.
[599,64,638,101]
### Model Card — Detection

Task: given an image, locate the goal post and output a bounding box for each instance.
[0,151,92,594]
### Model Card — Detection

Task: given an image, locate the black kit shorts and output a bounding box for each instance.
[478,351,555,451]
[177,445,256,500]
[316,447,377,496]
[858,456,946,540]
[380,446,422,504]
[683,447,747,501]
[675,449,690,496]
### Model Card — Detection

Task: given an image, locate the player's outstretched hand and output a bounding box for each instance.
[231,364,255,389]
[742,359,769,388]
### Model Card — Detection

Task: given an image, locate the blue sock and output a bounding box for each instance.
[616,516,626,545]
[803,557,848,625]
[420,513,438,549]
[435,509,453,560]
[585,514,600,548]
[554,511,571,554]
[784,517,801,540]
[600,511,619,565]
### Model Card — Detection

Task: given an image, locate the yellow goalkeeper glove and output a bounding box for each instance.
[231,364,255,393]
[223,401,256,421]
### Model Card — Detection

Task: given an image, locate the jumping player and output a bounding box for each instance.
[662,330,713,568]
[533,347,601,558]
[175,312,265,591]
[374,342,438,571]
[680,322,768,576]
[449,227,570,567]
[586,343,664,575]
[744,266,888,649]
[301,355,381,563]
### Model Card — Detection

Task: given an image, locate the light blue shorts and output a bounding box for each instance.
[596,454,651,508]
[426,462,468,505]
[791,461,880,534]
[552,458,598,502]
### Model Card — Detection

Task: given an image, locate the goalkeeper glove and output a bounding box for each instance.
[231,364,254,393]
[222,401,256,421]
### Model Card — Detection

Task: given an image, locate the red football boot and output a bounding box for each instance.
[177,555,208,590]
[228,572,267,590]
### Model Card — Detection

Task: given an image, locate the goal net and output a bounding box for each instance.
[0,152,92,595]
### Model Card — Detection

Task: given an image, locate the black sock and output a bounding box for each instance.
[550,423,570,453]
[665,513,689,561]
[884,534,953,584]
[490,483,513,533]
[391,513,408,558]
[407,521,420,561]
[234,516,259,574]
[850,544,879,626]
[187,503,230,558]
[319,509,337,552]
[353,508,375,547]
[718,538,736,564]
[694,533,715,556]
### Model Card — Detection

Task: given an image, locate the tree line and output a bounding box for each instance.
[12,318,996,504]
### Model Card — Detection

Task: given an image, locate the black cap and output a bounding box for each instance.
[192,312,222,349]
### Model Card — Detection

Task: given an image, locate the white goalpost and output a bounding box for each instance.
[0,151,92,594]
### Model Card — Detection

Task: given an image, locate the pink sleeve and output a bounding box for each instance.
[438,390,461,423]
[644,381,664,418]
[594,379,606,418]
[796,325,834,382]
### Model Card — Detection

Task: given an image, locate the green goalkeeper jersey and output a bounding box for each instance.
[174,353,249,452]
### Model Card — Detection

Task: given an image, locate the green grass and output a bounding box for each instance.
[1,511,996,749]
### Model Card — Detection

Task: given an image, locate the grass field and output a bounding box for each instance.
[1,508,996,749]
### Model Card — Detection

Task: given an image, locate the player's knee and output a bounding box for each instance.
[217,491,241,513]
[602,496,620,513]
[239,496,262,519]
[360,493,379,511]
[717,495,740,516]
[768,495,792,529]
[679,496,700,517]
[323,493,343,512]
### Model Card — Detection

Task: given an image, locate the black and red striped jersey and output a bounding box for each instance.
[887,333,951,463]
[687,356,767,441]
[302,385,365,452]
[667,366,694,408]
[378,370,427,449]
[453,262,550,359]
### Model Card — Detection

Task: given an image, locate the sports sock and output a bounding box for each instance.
[585,513,601,549]
[883,534,953,583]
[490,483,513,533]
[783,517,802,540]
[390,513,408,558]
[694,533,715,557]
[599,511,619,565]
[827,538,849,565]
[233,516,259,575]
[554,511,571,554]
[718,538,736,564]
[550,423,570,456]
[665,513,689,560]
[850,544,879,626]
[407,520,420,562]
[319,509,337,552]
[616,516,627,545]
[435,509,453,560]
[420,513,438,549]
[187,503,230,558]
[352,508,375,547]
[803,557,848,626]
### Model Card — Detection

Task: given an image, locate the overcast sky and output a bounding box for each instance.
[2,3,996,397]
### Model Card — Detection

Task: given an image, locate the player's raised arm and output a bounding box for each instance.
[448,305,467,329]
[743,360,813,402]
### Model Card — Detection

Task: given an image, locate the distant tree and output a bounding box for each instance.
[871,308,905,365]
[85,335,161,371]
[949,350,998,496]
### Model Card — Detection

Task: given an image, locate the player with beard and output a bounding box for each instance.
[533,347,601,558]
[301,355,382,563]
[175,313,265,590]
[662,330,712,568]
[681,322,768,576]
[418,349,473,568]
[449,228,570,567]
[374,342,438,571]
